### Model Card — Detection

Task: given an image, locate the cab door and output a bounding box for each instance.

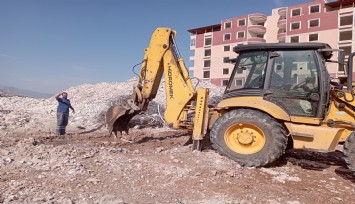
[264,50,321,117]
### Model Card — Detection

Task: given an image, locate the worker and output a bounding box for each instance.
[54,92,75,135]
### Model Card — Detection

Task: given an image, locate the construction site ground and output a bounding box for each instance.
[1,128,354,204]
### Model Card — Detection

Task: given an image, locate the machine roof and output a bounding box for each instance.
[233,43,330,53]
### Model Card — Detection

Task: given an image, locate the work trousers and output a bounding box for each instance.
[56,112,69,135]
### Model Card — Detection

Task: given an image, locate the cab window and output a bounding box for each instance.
[227,51,268,91]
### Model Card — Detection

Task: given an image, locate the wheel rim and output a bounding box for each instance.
[224,122,266,154]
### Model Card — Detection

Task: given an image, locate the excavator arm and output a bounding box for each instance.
[106,28,209,148]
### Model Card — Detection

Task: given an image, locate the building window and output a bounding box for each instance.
[309,5,320,14]
[224,33,231,41]
[235,79,243,86]
[204,49,211,57]
[191,50,195,58]
[237,68,243,74]
[309,33,318,41]
[290,36,299,43]
[223,68,229,75]
[237,31,245,39]
[340,15,353,26]
[339,46,352,56]
[203,71,210,79]
[204,60,211,67]
[291,8,301,17]
[223,57,230,63]
[204,37,212,46]
[340,30,352,41]
[291,22,301,30]
[190,39,196,46]
[222,80,229,86]
[238,19,246,27]
[309,19,320,28]
[224,21,232,29]
[224,45,230,51]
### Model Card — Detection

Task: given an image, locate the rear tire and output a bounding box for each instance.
[344,132,355,174]
[210,109,287,167]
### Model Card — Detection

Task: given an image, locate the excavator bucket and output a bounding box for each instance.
[106,99,141,137]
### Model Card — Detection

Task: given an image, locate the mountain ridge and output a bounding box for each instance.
[0,85,53,99]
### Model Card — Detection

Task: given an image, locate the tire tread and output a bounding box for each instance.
[344,133,355,174]
[210,108,287,167]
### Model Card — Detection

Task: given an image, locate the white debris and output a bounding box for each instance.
[260,167,301,183]
[0,78,224,134]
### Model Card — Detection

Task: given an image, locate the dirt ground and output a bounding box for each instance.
[0,128,354,204]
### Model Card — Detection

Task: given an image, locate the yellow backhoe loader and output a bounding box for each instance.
[106,27,355,173]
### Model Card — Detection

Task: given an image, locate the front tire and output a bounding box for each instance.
[344,132,355,174]
[210,109,287,167]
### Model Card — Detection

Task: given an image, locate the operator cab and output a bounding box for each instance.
[224,43,334,118]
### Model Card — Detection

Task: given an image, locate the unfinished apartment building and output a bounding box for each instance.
[188,0,355,87]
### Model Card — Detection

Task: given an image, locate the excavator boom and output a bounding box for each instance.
[106,28,209,145]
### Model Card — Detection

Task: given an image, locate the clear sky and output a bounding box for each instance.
[0,0,312,94]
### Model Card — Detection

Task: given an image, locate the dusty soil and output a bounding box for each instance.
[1,128,354,204]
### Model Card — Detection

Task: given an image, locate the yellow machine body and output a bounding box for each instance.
[106,27,355,171]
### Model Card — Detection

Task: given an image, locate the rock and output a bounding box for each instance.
[286,201,301,204]
[4,194,17,203]
[330,197,343,202]
[95,195,125,204]
[67,169,78,175]
[75,199,89,204]
[226,171,235,177]
[2,156,13,165]
[56,197,75,204]
[86,177,100,184]
[155,147,164,153]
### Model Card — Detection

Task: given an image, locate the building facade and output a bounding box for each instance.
[188,0,355,87]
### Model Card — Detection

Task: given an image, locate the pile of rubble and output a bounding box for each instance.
[0,78,224,135]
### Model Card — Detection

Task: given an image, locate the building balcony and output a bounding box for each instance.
[325,0,355,8]
[339,40,353,45]
[248,25,266,34]
[277,19,286,29]
[188,66,195,71]
[339,24,353,30]
[277,32,286,41]
[249,13,267,23]
[247,37,266,43]
[278,7,287,17]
